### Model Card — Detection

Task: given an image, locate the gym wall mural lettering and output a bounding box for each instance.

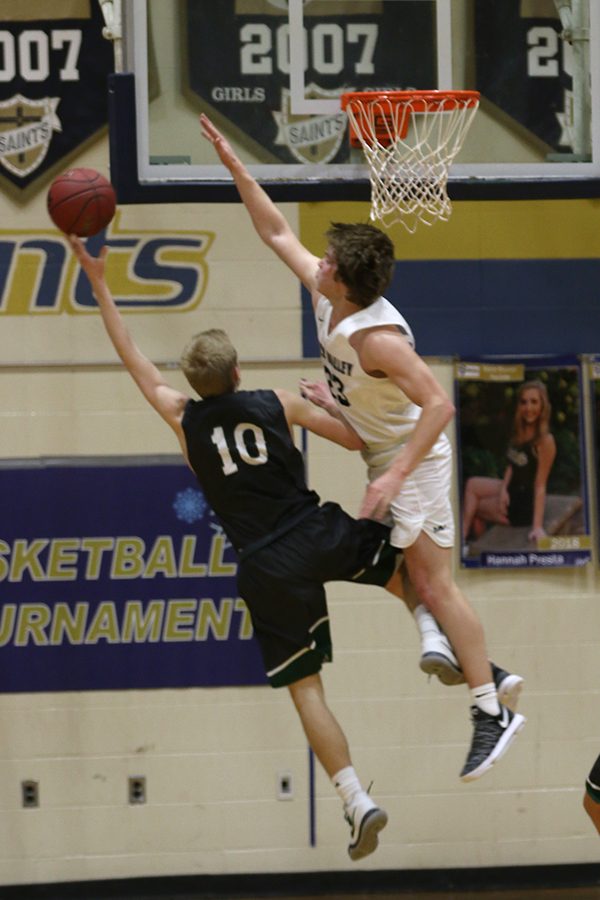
[0,216,213,316]
[0,459,267,693]
[456,356,591,570]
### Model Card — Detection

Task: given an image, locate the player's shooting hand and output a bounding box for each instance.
[199,114,238,169]
[68,235,108,284]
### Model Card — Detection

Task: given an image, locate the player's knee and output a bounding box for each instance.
[410,565,453,610]
[583,792,600,835]
[410,581,446,614]
[583,753,600,836]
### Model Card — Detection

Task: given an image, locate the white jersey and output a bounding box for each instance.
[315,294,450,472]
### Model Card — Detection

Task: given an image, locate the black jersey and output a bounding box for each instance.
[182,389,320,552]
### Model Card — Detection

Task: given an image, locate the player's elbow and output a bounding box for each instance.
[334,426,365,451]
[344,434,366,451]
[439,396,455,426]
[268,228,294,255]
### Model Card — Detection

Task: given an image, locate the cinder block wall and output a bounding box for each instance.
[1,346,599,883]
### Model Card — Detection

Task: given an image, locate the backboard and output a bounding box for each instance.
[109,0,600,204]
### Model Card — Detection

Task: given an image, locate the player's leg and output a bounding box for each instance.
[383,563,462,684]
[392,563,463,685]
[404,536,491,685]
[584,793,600,835]
[403,534,526,781]
[287,672,350,777]
[347,518,462,686]
[584,753,600,835]
[384,554,523,703]
[240,535,387,861]
[288,673,387,860]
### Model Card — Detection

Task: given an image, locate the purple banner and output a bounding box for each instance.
[0,458,266,692]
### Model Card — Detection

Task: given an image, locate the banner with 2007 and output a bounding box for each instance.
[183,0,436,165]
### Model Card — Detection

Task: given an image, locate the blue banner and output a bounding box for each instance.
[185,1,436,166]
[0,3,113,191]
[456,357,591,569]
[0,458,267,692]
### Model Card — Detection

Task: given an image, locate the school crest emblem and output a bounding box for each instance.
[0,95,62,178]
[272,86,347,165]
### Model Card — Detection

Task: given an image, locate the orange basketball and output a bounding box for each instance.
[47,168,116,237]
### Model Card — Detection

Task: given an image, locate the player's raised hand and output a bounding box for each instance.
[199,114,239,171]
[68,234,108,285]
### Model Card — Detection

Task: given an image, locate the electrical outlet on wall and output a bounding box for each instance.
[277,770,294,800]
[128,776,147,804]
[21,780,39,808]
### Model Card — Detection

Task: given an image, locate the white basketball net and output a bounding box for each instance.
[343,92,480,233]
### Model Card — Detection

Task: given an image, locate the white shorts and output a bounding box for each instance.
[369,438,455,550]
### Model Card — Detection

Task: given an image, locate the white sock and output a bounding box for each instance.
[471,682,501,717]
[413,604,458,663]
[332,766,363,807]
[414,603,442,640]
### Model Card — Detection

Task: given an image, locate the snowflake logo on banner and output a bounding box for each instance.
[173,487,207,524]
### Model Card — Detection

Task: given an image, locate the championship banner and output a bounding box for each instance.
[184,0,435,164]
[0,458,267,693]
[456,357,591,569]
[474,0,575,155]
[0,0,113,193]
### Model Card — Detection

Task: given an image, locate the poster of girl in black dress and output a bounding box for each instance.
[456,357,590,569]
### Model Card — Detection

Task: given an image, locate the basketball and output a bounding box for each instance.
[47,167,116,237]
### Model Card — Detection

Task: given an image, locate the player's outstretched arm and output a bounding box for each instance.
[275,388,364,451]
[199,113,318,292]
[356,331,454,521]
[68,236,189,455]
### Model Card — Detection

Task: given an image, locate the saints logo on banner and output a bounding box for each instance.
[456,356,591,570]
[0,0,113,192]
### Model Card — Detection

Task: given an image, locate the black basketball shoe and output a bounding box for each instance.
[460,704,526,782]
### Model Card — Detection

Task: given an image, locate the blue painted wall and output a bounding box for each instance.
[300,198,600,357]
